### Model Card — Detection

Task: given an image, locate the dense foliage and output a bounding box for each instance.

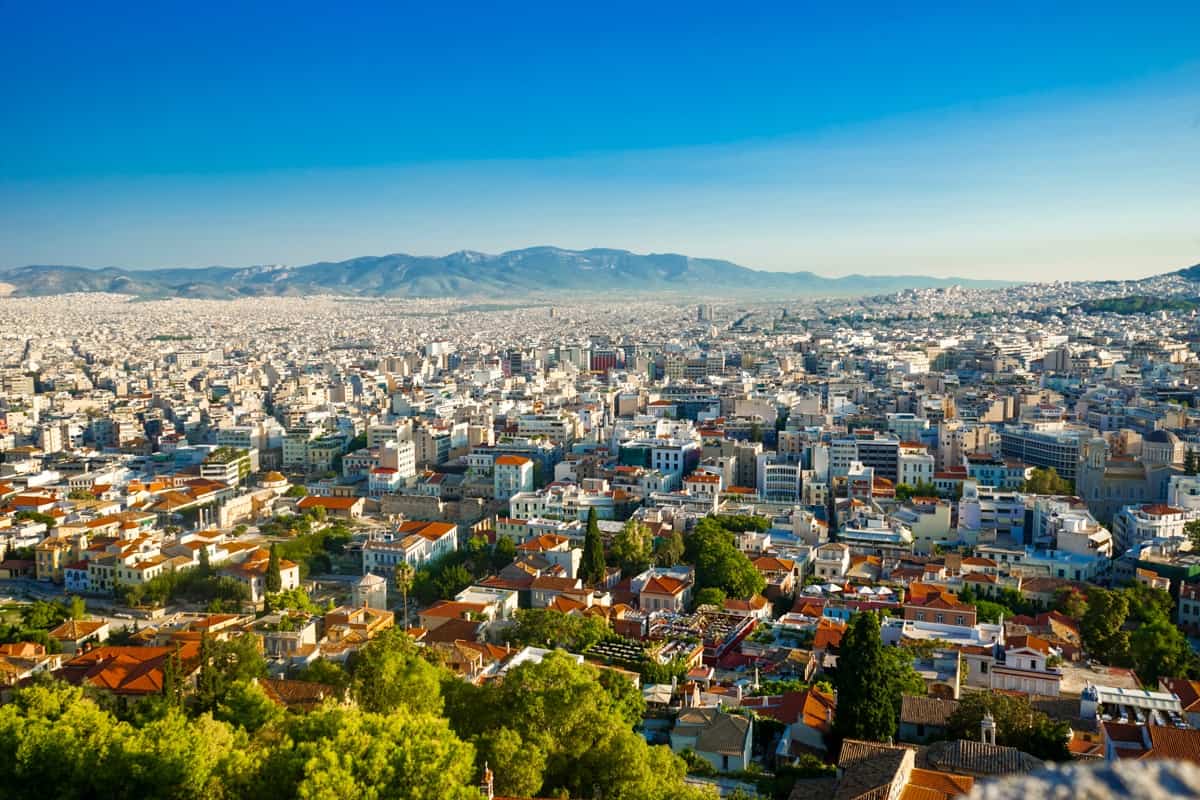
[1080,584,1197,684]
[0,630,711,800]
[945,692,1071,762]
[684,517,765,600]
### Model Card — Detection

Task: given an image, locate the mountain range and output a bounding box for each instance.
[0,247,1014,300]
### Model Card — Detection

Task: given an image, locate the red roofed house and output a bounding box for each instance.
[493,455,534,500]
[221,547,300,603]
[743,687,836,756]
[753,556,798,597]
[297,495,364,520]
[55,642,202,698]
[639,574,691,613]
[904,590,977,627]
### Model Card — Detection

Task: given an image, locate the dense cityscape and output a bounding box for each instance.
[0,269,1198,798]
[4,2,1199,797]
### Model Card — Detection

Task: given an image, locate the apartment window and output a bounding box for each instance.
[981,662,988,674]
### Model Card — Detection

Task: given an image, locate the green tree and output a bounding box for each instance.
[1053,587,1088,620]
[506,608,612,652]
[895,481,940,502]
[653,529,684,567]
[1186,519,1200,551]
[473,727,545,799]
[255,705,479,800]
[1185,449,1198,476]
[945,691,1070,762]
[21,600,70,631]
[394,560,415,627]
[973,600,1013,624]
[1081,588,1130,665]
[350,628,444,716]
[198,544,212,576]
[455,651,703,800]
[1130,616,1193,685]
[685,518,765,600]
[610,518,653,576]
[491,536,516,570]
[581,508,607,584]
[433,563,473,600]
[67,595,86,620]
[832,612,897,743]
[193,633,267,715]
[214,679,283,734]
[693,587,726,610]
[464,534,490,577]
[1022,467,1073,495]
[293,658,351,690]
[265,544,282,594]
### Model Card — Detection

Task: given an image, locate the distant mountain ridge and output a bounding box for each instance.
[0,246,1013,299]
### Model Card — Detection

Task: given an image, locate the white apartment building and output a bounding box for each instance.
[898,447,936,488]
[1112,503,1200,553]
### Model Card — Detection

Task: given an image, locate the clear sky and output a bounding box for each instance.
[1,1,1198,280]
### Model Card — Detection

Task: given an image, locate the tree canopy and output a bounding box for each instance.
[442,651,709,800]
[1022,467,1073,495]
[945,692,1071,762]
[684,518,765,600]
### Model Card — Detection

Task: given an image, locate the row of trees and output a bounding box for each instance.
[578,511,770,602]
[0,626,714,800]
[580,510,688,586]
[1081,584,1197,684]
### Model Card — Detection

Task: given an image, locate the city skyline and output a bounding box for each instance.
[2,3,1198,280]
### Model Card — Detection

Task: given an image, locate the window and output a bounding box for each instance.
[981,662,988,674]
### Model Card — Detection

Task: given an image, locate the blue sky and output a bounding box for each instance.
[1,1,1198,279]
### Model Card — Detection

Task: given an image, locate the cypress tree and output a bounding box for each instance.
[265,543,282,594]
[833,612,896,743]
[581,508,606,585]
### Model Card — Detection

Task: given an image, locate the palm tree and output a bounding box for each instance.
[393,561,414,628]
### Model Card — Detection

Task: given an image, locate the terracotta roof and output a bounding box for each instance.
[48,619,107,642]
[904,768,974,800]
[901,695,958,727]
[258,677,343,711]
[1146,725,1200,765]
[923,740,1044,777]
[836,739,910,800]
[297,495,362,511]
[1161,677,1200,713]
[56,643,201,696]
[813,618,847,650]
[641,575,686,596]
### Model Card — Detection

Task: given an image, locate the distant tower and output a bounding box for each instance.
[981,711,997,745]
[697,303,713,322]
